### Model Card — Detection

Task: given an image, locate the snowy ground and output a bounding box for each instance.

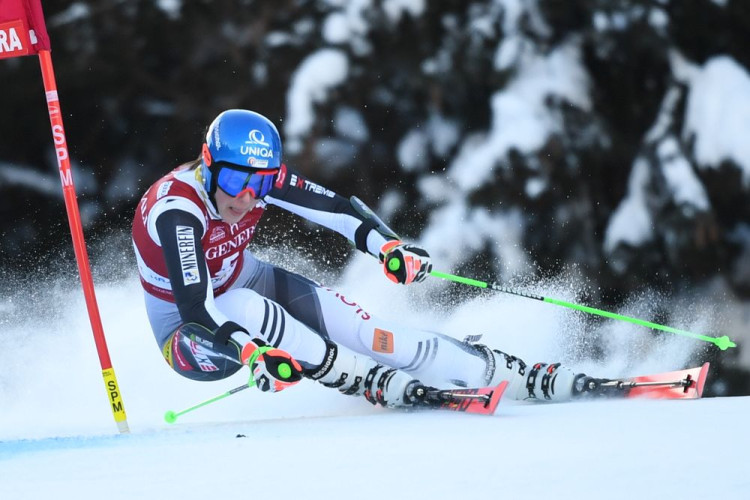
[1,252,747,499]
[2,396,748,500]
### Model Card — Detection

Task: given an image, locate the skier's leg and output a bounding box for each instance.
[314,287,493,388]
[231,251,330,337]
[144,293,244,381]
[143,271,325,381]
[214,287,328,372]
[200,254,428,406]
[232,256,490,388]
[147,284,422,404]
[219,288,428,406]
[159,323,244,381]
[306,340,427,407]
[474,344,585,402]
[313,286,586,401]
[233,254,586,402]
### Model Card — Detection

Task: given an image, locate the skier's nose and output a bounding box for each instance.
[235,190,253,205]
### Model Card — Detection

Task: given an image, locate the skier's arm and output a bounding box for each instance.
[153,208,249,343]
[266,165,432,284]
[153,206,303,391]
[265,165,400,257]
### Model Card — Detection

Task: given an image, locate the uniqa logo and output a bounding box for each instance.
[241,129,274,160]
[247,129,269,147]
[240,145,274,158]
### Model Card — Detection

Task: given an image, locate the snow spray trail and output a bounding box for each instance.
[0,238,702,441]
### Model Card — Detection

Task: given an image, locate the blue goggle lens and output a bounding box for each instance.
[215,166,278,198]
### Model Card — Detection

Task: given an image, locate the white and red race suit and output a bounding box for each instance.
[131,162,565,401]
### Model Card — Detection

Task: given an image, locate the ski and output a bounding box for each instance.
[417,380,508,415]
[584,362,710,400]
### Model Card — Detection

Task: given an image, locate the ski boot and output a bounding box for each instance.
[306,340,429,408]
[471,341,583,402]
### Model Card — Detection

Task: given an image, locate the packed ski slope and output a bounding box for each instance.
[1,250,747,499]
[2,394,748,500]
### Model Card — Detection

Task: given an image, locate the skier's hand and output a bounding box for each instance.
[379,240,432,285]
[241,340,303,392]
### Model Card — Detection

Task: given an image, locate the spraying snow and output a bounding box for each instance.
[0,236,745,498]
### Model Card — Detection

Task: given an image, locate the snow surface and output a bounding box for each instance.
[3,396,748,500]
[2,246,745,499]
[5,21,750,494]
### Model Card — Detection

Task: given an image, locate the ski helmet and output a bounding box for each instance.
[201,109,282,197]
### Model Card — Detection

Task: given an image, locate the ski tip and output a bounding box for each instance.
[487,380,509,415]
[696,362,710,398]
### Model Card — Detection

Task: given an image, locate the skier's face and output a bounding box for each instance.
[215,187,259,224]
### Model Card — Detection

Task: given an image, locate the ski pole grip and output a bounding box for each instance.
[388,257,401,271]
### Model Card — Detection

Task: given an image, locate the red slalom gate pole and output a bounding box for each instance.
[38,50,130,433]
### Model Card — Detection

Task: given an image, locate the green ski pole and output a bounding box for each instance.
[164,382,253,424]
[423,268,736,351]
[164,346,274,424]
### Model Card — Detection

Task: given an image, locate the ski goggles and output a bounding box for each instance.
[214,164,279,198]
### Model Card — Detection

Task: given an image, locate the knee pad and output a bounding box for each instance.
[161,324,243,382]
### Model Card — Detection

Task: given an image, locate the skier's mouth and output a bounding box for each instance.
[229,206,247,217]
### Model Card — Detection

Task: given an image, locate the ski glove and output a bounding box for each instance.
[241,339,303,393]
[379,240,433,285]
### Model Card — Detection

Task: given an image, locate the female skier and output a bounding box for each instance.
[132,109,593,408]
